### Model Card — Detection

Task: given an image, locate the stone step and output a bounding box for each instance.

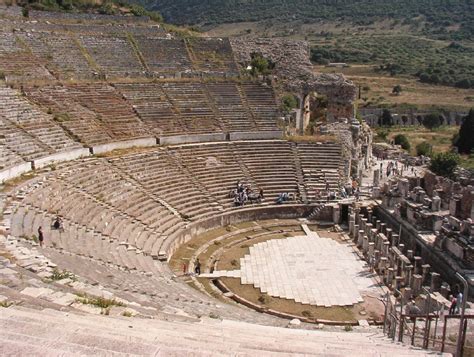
[0,307,443,356]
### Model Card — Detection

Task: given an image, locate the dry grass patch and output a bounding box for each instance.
[315,65,474,110]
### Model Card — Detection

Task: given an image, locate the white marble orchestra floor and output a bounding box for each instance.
[202,233,377,307]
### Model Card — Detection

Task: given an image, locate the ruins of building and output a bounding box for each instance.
[366,171,474,296]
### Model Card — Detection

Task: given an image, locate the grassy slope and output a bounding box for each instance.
[376,125,474,169]
[315,65,474,110]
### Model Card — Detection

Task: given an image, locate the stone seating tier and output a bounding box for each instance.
[0,304,443,356]
[0,85,83,160]
[9,141,344,264]
[187,38,239,75]
[79,35,145,78]
[18,32,93,80]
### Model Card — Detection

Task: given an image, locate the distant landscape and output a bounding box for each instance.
[134,0,474,108]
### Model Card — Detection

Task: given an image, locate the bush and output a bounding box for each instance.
[416,141,432,156]
[394,134,410,150]
[380,109,393,126]
[422,113,442,130]
[392,84,402,95]
[281,94,298,113]
[430,152,460,178]
[456,109,474,154]
[249,53,274,76]
[376,130,389,141]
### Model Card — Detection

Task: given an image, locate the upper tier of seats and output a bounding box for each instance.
[23,81,280,145]
[0,25,238,80]
[0,84,83,161]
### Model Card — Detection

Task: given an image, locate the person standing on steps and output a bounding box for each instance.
[38,226,44,248]
[194,259,201,275]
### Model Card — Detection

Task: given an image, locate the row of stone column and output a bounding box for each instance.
[349,206,448,302]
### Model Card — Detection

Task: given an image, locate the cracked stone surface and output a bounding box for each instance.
[206,235,376,307]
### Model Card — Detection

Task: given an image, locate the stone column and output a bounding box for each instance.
[430,272,441,292]
[440,283,450,299]
[383,241,390,257]
[421,264,431,285]
[387,268,395,287]
[353,224,359,242]
[363,235,369,254]
[432,196,441,211]
[368,242,375,262]
[405,264,413,287]
[412,274,423,296]
[373,169,380,187]
[379,256,388,274]
[349,214,355,237]
[413,256,422,275]
[403,287,412,304]
[357,230,364,248]
[398,243,405,253]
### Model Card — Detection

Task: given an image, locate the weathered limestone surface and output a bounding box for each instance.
[230,38,356,106]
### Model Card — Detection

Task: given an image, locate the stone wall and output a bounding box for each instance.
[230,38,356,108]
[158,204,321,260]
[423,171,474,220]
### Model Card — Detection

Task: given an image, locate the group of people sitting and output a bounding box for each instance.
[314,179,360,202]
[231,181,264,206]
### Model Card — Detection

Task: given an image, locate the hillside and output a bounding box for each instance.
[134,0,474,91]
[136,0,473,40]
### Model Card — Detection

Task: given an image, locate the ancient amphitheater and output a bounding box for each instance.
[0,6,469,356]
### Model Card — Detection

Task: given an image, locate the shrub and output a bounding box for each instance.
[394,134,410,150]
[415,141,432,156]
[430,152,460,178]
[392,85,402,95]
[249,53,274,76]
[281,94,298,113]
[380,109,393,126]
[376,129,389,141]
[422,113,442,130]
[456,109,474,154]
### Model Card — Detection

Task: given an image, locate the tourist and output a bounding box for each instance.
[315,188,320,200]
[259,188,264,200]
[449,295,457,315]
[194,259,201,275]
[53,216,63,231]
[340,187,347,198]
[38,226,44,248]
[456,291,463,314]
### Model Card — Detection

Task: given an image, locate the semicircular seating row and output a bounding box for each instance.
[10,141,343,261]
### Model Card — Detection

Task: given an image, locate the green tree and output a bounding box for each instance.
[415,141,432,156]
[422,113,442,130]
[456,109,474,154]
[394,134,410,150]
[380,109,393,126]
[249,53,273,76]
[430,152,460,178]
[281,94,298,114]
[392,85,402,95]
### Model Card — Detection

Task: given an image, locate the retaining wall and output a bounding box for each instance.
[91,137,157,155]
[229,131,282,141]
[0,162,32,183]
[156,204,321,260]
[32,148,91,169]
[159,133,226,145]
